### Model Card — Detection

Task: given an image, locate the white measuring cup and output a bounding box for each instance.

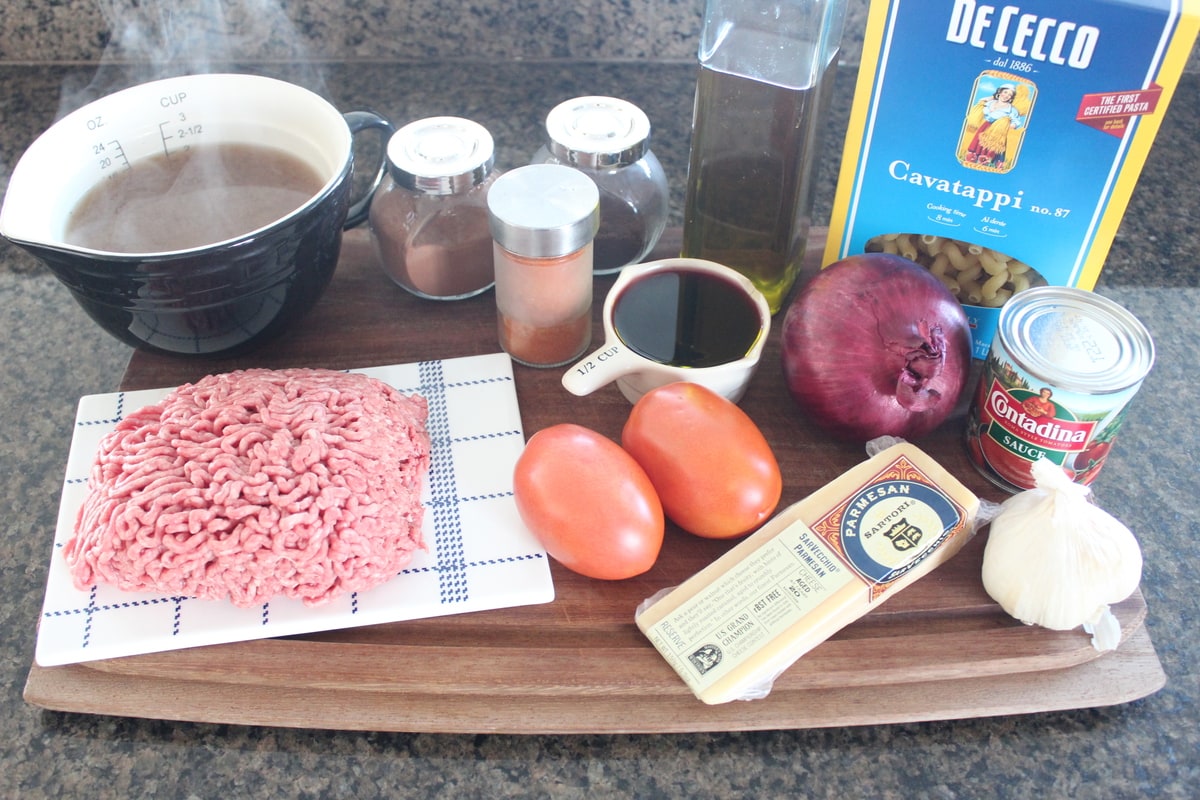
[562,257,771,403]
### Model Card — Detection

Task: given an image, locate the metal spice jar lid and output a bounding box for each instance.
[386,116,495,195]
[487,164,600,259]
[543,96,652,169]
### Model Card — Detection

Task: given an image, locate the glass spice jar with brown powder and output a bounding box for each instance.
[487,164,599,367]
[369,116,500,300]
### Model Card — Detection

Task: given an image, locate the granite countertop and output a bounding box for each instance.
[2,61,1198,799]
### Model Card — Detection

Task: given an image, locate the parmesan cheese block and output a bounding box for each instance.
[635,442,980,704]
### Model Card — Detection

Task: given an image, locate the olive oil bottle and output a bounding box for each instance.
[681,0,845,314]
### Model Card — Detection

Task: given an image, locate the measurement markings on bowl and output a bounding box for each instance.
[91,137,131,178]
[158,118,207,156]
[157,99,204,158]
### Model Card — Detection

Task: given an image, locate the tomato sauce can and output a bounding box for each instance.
[965,286,1155,492]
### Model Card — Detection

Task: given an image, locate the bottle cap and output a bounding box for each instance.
[487,164,600,258]
[543,96,651,169]
[386,116,495,195]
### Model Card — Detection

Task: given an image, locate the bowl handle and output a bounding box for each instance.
[341,110,396,229]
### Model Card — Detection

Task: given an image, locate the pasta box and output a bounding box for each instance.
[824,0,1199,358]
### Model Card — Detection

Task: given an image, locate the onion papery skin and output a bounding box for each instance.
[780,253,973,442]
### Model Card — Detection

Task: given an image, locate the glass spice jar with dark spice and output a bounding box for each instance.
[532,96,668,274]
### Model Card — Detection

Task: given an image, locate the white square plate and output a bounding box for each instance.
[35,353,554,667]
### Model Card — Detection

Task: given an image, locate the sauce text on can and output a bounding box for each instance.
[965,286,1154,492]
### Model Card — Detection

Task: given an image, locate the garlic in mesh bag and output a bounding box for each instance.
[981,457,1143,651]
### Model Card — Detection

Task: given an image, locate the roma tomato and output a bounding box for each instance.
[621,383,782,539]
[513,424,664,580]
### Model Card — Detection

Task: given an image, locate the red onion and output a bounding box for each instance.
[780,253,972,441]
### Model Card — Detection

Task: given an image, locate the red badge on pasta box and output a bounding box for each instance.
[825,0,1199,359]
[1077,85,1164,136]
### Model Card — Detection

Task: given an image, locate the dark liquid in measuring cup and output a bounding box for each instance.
[613,269,761,368]
[65,142,325,253]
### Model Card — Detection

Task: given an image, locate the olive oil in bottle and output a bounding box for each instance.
[681,0,845,314]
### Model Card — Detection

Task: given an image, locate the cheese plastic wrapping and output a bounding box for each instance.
[635,441,987,705]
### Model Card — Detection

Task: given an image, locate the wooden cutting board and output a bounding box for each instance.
[24,229,1166,733]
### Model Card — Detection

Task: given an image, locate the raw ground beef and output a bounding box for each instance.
[64,368,430,607]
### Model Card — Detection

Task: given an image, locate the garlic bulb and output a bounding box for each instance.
[981,457,1143,651]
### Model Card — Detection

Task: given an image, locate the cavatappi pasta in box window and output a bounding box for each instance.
[825,0,1199,358]
[866,233,1047,308]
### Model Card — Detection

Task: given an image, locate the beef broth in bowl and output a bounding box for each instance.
[65,142,327,254]
[0,73,394,355]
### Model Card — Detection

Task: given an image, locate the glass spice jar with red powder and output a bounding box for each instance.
[486,164,599,368]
